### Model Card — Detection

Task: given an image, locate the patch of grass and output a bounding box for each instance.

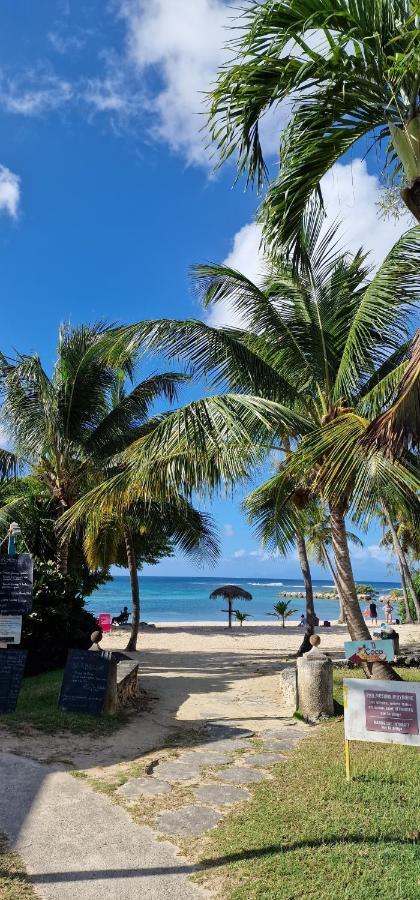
[0,833,37,899]
[196,668,420,900]
[0,669,127,735]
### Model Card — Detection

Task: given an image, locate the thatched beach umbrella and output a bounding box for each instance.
[210,584,252,628]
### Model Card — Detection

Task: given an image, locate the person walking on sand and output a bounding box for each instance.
[369,600,378,626]
[384,600,393,624]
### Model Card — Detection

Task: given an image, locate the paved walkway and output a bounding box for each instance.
[0,636,313,898]
[0,752,208,900]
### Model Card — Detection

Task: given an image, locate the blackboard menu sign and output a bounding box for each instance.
[59,649,115,716]
[0,649,27,713]
[0,554,33,615]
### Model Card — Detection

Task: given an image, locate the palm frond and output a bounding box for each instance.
[363,329,420,455]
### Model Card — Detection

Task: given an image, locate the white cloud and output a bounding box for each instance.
[209,158,413,327]
[320,159,413,269]
[206,222,265,327]
[117,0,289,166]
[0,166,20,219]
[223,523,234,538]
[233,548,246,558]
[117,0,228,165]
[351,543,390,565]
[0,70,73,116]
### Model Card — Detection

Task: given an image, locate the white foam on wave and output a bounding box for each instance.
[248,581,284,587]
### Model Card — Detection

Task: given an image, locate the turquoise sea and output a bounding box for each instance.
[86,576,400,624]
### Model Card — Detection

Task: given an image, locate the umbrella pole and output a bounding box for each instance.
[228,600,232,628]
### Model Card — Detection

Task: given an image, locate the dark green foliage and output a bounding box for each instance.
[355,583,378,598]
[21,559,108,675]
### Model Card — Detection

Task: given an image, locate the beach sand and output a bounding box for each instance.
[1,621,418,771]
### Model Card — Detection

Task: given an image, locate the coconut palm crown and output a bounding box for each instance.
[208,1,420,263]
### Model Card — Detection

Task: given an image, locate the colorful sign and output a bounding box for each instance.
[98,613,112,633]
[0,615,22,645]
[344,639,394,665]
[344,678,420,747]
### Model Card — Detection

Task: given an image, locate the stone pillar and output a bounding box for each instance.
[278,664,297,710]
[297,655,334,722]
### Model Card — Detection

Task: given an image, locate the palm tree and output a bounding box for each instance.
[306,510,363,624]
[210,584,252,628]
[379,507,420,622]
[80,500,218,650]
[234,609,252,627]
[110,224,419,678]
[268,599,298,628]
[207,1,420,262]
[0,323,187,575]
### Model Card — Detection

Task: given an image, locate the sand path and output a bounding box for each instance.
[1,622,418,899]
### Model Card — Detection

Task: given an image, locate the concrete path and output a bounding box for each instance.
[0,752,207,900]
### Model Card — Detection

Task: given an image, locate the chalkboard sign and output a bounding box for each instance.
[0,554,33,615]
[59,649,115,716]
[0,649,27,713]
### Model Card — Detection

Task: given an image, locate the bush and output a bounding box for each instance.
[21,559,107,675]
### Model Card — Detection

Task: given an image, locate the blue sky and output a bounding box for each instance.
[0,1,411,581]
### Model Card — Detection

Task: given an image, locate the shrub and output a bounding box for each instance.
[21,559,108,675]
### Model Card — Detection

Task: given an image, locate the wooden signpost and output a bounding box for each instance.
[343,678,420,780]
[59,649,117,716]
[0,532,33,711]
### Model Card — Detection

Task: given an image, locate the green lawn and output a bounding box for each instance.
[0,834,37,900]
[0,669,127,734]
[197,669,420,900]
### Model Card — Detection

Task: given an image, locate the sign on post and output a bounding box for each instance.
[98,613,112,633]
[343,678,420,779]
[0,649,27,713]
[0,616,22,645]
[59,649,116,716]
[0,554,33,615]
[344,639,394,665]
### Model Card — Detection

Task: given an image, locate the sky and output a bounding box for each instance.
[0,1,413,581]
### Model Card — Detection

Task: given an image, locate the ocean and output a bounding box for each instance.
[86,576,400,624]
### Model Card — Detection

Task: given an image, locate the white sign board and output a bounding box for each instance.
[0,615,22,645]
[344,678,420,747]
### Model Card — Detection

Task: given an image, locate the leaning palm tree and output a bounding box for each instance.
[80,499,218,650]
[208,1,420,262]
[306,509,363,624]
[268,599,298,628]
[210,584,252,628]
[106,224,419,678]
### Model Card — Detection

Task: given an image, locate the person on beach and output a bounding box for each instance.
[299,614,306,627]
[384,600,393,624]
[369,600,378,625]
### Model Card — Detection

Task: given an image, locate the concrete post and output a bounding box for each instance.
[297,655,334,722]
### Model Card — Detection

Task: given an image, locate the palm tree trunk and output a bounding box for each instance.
[296,534,315,654]
[57,534,70,576]
[228,600,233,629]
[329,502,400,681]
[400,568,413,625]
[322,543,345,623]
[384,510,420,622]
[296,534,315,629]
[124,526,140,651]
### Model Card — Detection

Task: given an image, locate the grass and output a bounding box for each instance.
[195,668,420,900]
[0,669,127,735]
[0,834,37,899]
